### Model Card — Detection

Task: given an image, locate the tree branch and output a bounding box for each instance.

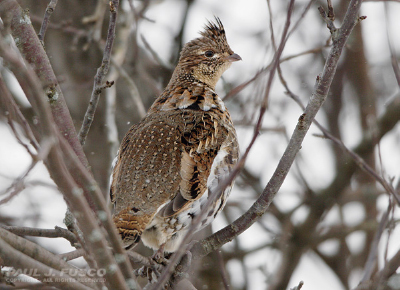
[0,228,96,289]
[0,24,138,290]
[0,225,78,246]
[38,0,58,42]
[191,0,363,259]
[78,0,119,146]
[0,0,89,169]
[360,202,391,283]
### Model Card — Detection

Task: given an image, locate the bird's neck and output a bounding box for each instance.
[148,70,226,114]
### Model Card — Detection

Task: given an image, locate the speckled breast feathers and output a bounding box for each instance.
[110,17,240,252]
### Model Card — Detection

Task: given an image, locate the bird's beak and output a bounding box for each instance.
[227,53,242,62]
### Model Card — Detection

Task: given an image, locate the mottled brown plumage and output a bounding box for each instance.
[110,17,240,253]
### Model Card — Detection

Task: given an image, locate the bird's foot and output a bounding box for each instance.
[151,243,169,265]
[137,245,169,284]
[136,261,164,284]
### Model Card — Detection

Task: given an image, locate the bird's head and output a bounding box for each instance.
[176,17,241,89]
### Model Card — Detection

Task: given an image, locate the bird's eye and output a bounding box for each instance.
[204,50,215,58]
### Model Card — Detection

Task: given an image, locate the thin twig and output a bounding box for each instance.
[81,0,107,42]
[0,181,25,205]
[31,14,89,46]
[141,34,172,70]
[223,67,269,101]
[385,3,400,89]
[105,82,120,167]
[0,71,39,150]
[267,0,277,51]
[324,132,400,204]
[0,137,55,205]
[354,247,400,290]
[104,6,135,173]
[6,116,36,156]
[290,281,304,290]
[378,249,400,288]
[287,0,316,37]
[38,0,58,42]
[216,250,230,290]
[78,0,119,146]
[360,202,392,283]
[110,57,146,118]
[280,45,329,63]
[0,71,40,156]
[318,2,337,37]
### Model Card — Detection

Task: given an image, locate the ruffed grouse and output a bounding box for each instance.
[110,17,240,253]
